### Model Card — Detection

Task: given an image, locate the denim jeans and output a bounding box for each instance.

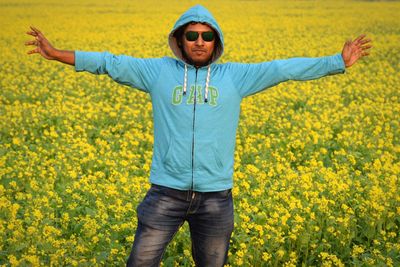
[126,184,234,267]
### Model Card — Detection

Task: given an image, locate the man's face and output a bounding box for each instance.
[181,23,215,67]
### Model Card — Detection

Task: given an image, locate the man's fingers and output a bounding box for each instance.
[27,48,39,54]
[30,26,46,39]
[26,31,38,37]
[353,34,366,43]
[30,26,39,35]
[360,38,372,45]
[27,29,43,38]
[344,39,352,49]
[362,45,373,50]
[30,26,42,34]
[349,36,372,50]
[354,39,372,49]
[25,40,38,46]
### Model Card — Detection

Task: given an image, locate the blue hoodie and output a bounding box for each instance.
[74,5,346,192]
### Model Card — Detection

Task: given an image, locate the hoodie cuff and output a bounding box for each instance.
[75,50,100,72]
[74,50,83,72]
[330,53,346,74]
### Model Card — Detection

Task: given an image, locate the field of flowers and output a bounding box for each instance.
[1,0,399,266]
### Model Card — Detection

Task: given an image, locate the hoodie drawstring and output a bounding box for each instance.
[183,64,211,103]
[183,64,188,96]
[204,65,211,103]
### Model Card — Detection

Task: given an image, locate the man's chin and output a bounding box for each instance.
[183,54,212,67]
[192,57,211,67]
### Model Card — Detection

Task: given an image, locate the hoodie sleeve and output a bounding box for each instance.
[74,51,164,93]
[228,53,346,98]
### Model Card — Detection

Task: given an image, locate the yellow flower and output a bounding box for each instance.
[12,137,21,145]
[277,249,285,258]
[8,255,19,266]
[262,252,271,262]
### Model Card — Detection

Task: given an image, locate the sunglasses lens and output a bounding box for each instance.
[185,31,199,41]
[184,31,215,42]
[202,32,214,42]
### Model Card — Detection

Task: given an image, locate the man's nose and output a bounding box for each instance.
[195,36,205,46]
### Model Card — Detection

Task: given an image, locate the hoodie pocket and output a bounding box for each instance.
[194,139,223,174]
[163,137,192,174]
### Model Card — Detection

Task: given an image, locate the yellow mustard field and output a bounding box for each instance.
[1,0,399,266]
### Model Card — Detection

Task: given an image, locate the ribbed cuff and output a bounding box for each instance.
[331,53,346,74]
[74,50,84,72]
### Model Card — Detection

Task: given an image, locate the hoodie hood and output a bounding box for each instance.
[168,4,224,65]
[168,5,224,103]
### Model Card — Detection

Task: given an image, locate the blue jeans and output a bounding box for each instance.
[126,184,234,267]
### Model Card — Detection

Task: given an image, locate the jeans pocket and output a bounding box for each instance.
[216,189,232,200]
[137,186,162,216]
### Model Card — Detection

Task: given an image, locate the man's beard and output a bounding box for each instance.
[181,48,211,67]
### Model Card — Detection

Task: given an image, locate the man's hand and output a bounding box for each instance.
[25,26,58,60]
[341,34,372,68]
[25,26,75,65]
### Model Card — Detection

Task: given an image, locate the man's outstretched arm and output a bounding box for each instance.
[228,34,372,98]
[25,26,74,65]
[25,26,164,93]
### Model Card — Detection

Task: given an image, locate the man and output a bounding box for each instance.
[25,4,371,267]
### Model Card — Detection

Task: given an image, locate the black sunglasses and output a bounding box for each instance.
[185,31,215,42]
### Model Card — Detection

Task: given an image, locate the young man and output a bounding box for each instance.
[26,4,371,267]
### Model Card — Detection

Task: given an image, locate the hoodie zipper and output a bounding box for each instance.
[190,68,199,193]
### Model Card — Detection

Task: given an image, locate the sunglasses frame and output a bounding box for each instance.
[184,31,215,42]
